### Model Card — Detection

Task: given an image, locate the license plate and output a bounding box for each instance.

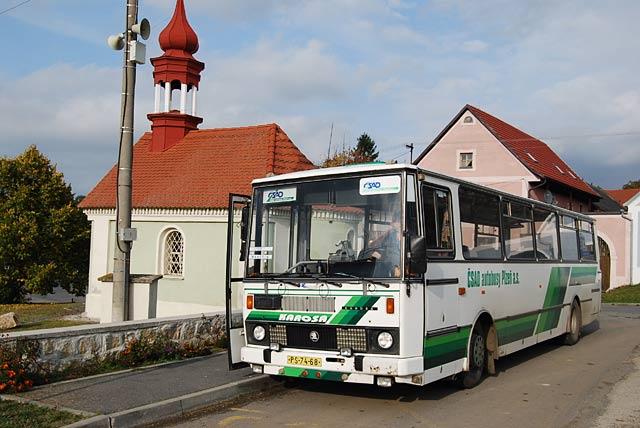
[287,355,322,367]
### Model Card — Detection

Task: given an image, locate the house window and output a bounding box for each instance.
[459,152,474,170]
[164,229,184,277]
[463,116,474,124]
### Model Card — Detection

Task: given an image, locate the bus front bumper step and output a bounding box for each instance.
[241,346,424,383]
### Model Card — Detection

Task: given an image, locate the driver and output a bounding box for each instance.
[365,209,402,276]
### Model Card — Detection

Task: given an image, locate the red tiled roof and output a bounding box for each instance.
[465,105,598,197]
[605,188,640,206]
[79,123,315,209]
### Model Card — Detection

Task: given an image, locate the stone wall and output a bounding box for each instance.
[0,312,226,371]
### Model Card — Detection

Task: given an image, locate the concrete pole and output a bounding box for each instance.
[112,0,139,322]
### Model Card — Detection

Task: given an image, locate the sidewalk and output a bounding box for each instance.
[10,352,279,426]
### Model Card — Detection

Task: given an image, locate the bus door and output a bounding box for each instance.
[421,184,459,332]
[225,194,251,370]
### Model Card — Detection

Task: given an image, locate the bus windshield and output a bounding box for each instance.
[247,174,405,279]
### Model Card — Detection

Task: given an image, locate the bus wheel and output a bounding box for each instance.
[563,301,582,346]
[458,325,486,389]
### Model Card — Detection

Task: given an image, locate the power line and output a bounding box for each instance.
[0,0,32,16]
[384,129,640,151]
[390,150,411,161]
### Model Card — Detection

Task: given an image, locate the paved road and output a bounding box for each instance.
[169,305,640,428]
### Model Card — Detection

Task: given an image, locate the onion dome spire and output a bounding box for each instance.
[158,0,199,58]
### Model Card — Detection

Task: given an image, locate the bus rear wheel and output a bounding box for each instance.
[563,301,582,346]
[457,325,486,389]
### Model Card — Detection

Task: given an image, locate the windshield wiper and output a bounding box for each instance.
[261,272,342,288]
[309,273,343,288]
[267,279,301,288]
[332,272,390,288]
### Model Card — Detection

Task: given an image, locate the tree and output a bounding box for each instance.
[321,132,380,167]
[0,146,90,303]
[622,179,640,189]
[321,146,358,167]
[354,133,379,163]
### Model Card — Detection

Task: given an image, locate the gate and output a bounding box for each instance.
[598,237,611,291]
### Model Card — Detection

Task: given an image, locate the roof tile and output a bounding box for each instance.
[79,123,315,209]
[466,105,598,197]
[605,188,640,206]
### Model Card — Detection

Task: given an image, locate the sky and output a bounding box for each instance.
[1,0,639,195]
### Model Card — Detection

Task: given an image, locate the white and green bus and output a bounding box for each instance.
[224,163,600,388]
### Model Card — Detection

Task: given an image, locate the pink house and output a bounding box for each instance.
[415,104,632,289]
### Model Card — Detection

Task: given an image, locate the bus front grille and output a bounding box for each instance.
[336,328,368,352]
[282,296,335,312]
[269,324,287,345]
[267,325,369,352]
[285,325,337,350]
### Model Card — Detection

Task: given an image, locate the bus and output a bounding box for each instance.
[224,163,601,388]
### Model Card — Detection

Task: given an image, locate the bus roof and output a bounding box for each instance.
[252,163,417,184]
[252,163,595,222]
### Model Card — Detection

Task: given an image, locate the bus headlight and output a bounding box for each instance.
[377,331,393,349]
[253,325,266,341]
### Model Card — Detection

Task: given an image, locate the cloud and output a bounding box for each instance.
[0,63,154,194]
[461,40,488,53]
[2,0,640,192]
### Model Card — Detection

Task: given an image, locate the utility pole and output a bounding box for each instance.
[108,1,150,321]
[405,143,414,163]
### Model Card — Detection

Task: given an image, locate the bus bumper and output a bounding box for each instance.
[241,346,424,386]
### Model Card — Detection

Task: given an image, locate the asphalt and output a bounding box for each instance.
[17,352,261,415]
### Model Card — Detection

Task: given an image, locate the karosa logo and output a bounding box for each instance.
[278,313,329,323]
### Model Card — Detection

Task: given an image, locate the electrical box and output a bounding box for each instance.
[129,41,146,64]
[119,228,138,242]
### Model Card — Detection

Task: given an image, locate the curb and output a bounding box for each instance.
[0,393,96,418]
[63,375,279,428]
[28,352,226,392]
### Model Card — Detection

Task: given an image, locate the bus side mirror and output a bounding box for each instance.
[409,236,427,275]
[239,205,249,262]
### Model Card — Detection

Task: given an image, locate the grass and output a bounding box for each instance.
[603,283,640,304]
[0,400,82,428]
[0,303,95,332]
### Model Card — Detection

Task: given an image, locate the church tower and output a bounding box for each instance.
[147,0,204,152]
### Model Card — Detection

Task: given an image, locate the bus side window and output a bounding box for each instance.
[559,215,579,261]
[533,208,559,260]
[502,200,535,260]
[422,185,454,258]
[578,220,596,261]
[458,186,502,260]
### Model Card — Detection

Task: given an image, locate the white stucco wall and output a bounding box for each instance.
[592,214,632,289]
[84,208,241,322]
[625,194,640,284]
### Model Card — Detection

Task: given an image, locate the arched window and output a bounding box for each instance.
[163,229,184,277]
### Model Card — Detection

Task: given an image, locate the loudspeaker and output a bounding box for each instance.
[132,18,151,40]
[107,34,125,50]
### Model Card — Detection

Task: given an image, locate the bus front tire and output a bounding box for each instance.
[563,301,582,346]
[457,325,487,389]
